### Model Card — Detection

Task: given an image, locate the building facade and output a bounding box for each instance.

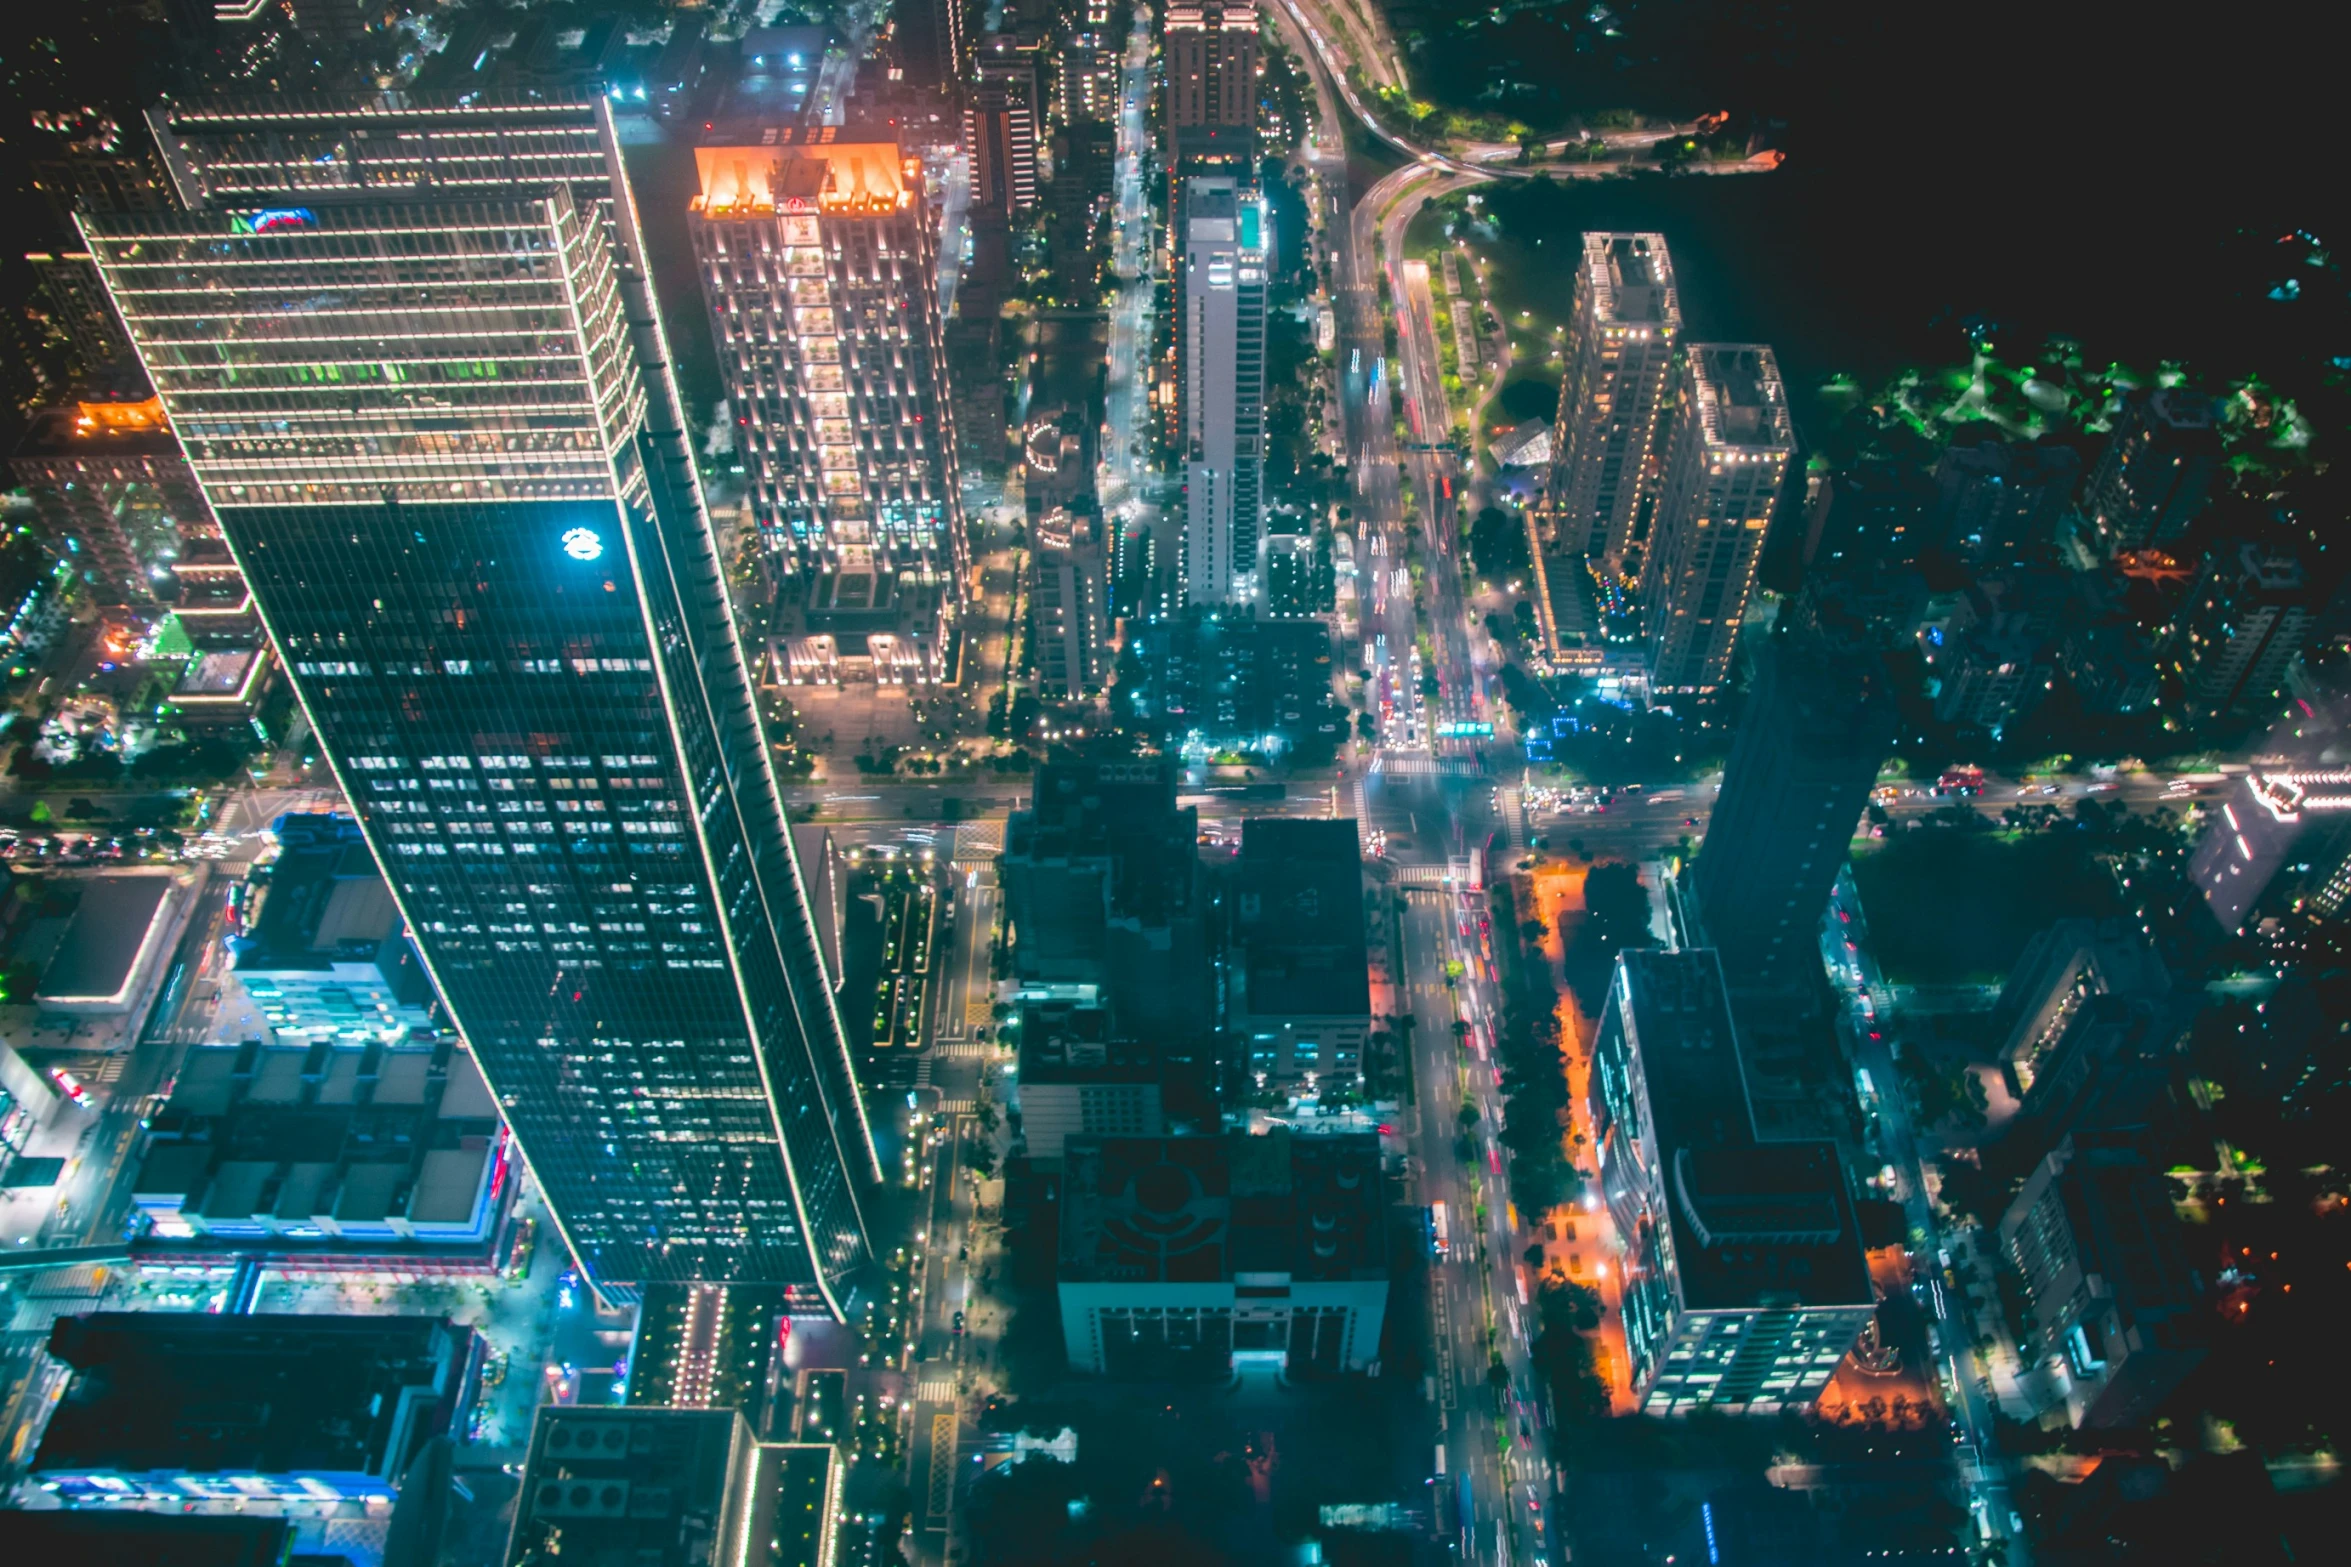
[1591,950,1876,1415]
[689,129,965,685]
[1058,1132,1387,1378]
[1642,345,1791,696]
[1180,177,1268,606]
[2000,1139,2207,1428]
[86,95,879,1305]
[230,812,443,1044]
[1545,233,1681,568]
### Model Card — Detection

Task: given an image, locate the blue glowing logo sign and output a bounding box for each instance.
[237,208,317,234]
[561,527,604,562]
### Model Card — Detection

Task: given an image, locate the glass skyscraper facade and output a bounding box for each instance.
[84,98,878,1307]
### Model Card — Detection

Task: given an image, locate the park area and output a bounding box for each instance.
[1848,825,2123,988]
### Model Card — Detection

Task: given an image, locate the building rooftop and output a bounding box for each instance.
[1687,344,1794,452]
[10,399,183,465]
[504,1408,838,1567]
[32,871,177,1011]
[1058,1131,1385,1285]
[690,128,914,217]
[36,1313,463,1485]
[1004,759,1199,928]
[1614,950,1872,1312]
[1237,818,1370,1019]
[235,813,408,975]
[0,1510,292,1566]
[1018,1001,1157,1085]
[1584,233,1681,330]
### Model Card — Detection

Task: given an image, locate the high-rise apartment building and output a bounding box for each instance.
[970,32,1046,220]
[1695,631,1896,983]
[689,129,965,685]
[1164,2,1259,161]
[86,95,879,1306]
[2160,540,2312,720]
[1643,344,1791,696]
[2083,388,2218,554]
[1180,177,1267,606]
[1545,233,1681,567]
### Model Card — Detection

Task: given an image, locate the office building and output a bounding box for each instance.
[129,1036,510,1259]
[1234,818,1372,1085]
[2189,766,2351,932]
[32,868,188,1018]
[1047,120,1116,299]
[1059,1132,1387,1377]
[1001,759,1216,1041]
[1014,1000,1165,1158]
[2083,389,2219,553]
[2000,1139,2207,1428]
[1591,950,1876,1415]
[690,128,965,686]
[1545,233,1682,567]
[230,812,442,1043]
[1643,345,1791,695]
[1031,508,1110,700]
[1696,631,1894,984]
[1164,1,1260,163]
[86,95,879,1304]
[1180,177,1269,605]
[2161,541,2312,720]
[506,1407,841,1567]
[0,1511,295,1566]
[1932,438,2081,564]
[32,1312,469,1507]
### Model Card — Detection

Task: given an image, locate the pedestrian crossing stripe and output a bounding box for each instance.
[919,1380,955,1403]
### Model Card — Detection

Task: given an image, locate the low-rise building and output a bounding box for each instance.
[2000,1138,2207,1428]
[32,1312,471,1507]
[1233,818,1371,1086]
[31,868,186,1017]
[229,813,440,1043]
[1058,1131,1387,1378]
[1015,1001,1164,1159]
[506,1407,841,1567]
[130,1038,510,1257]
[1592,949,1875,1415]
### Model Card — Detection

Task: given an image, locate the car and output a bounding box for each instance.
[50,1068,93,1108]
[951,1311,966,1335]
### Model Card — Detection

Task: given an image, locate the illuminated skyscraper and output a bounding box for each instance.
[688,128,965,684]
[1180,176,1267,606]
[1545,233,1681,569]
[85,96,879,1307]
[1642,344,1791,697]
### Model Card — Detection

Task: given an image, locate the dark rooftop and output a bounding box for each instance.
[1616,950,1872,1311]
[1236,818,1370,1018]
[0,1510,292,1567]
[233,812,413,976]
[1058,1132,1386,1285]
[1018,1001,1158,1085]
[36,1313,464,1482]
[505,1408,758,1567]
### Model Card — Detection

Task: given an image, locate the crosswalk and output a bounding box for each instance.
[1377,753,1484,777]
[918,1379,956,1404]
[937,1097,976,1114]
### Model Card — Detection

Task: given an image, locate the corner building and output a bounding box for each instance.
[689,130,965,683]
[84,96,879,1305]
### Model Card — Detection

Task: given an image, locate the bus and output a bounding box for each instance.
[1429,1201,1450,1259]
